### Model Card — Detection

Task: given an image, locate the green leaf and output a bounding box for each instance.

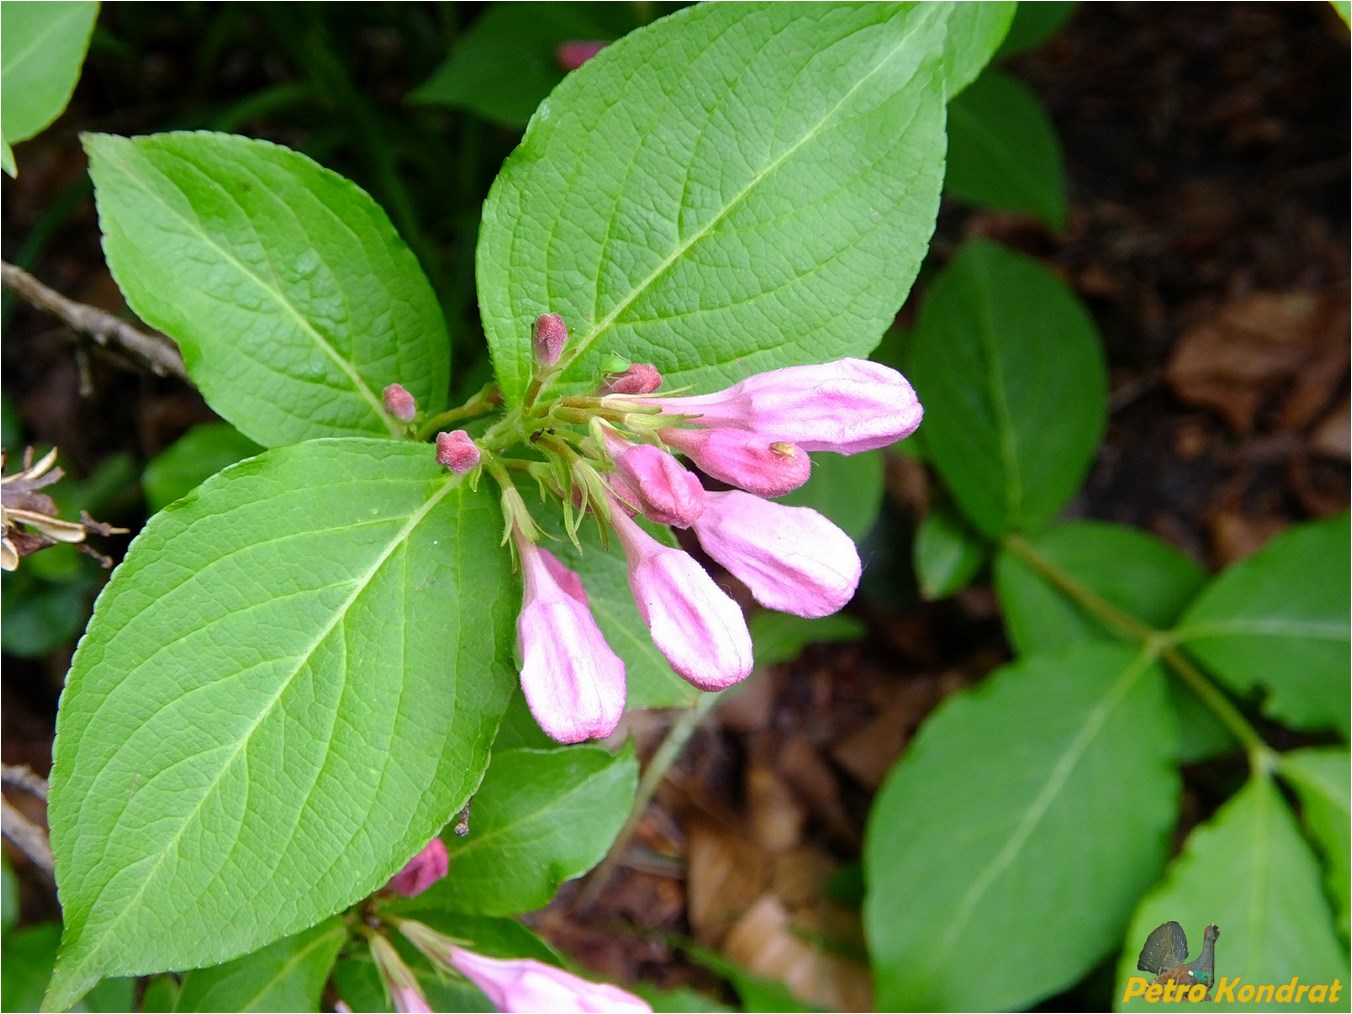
[0,2,98,169]
[173,918,346,1013]
[946,68,1067,229]
[1278,748,1351,937]
[1,853,17,932]
[86,132,449,448]
[410,3,640,128]
[778,451,884,542]
[545,517,699,710]
[639,984,736,1013]
[938,2,1016,97]
[1115,775,1351,1011]
[1331,1,1351,28]
[478,2,949,406]
[864,643,1179,1010]
[2,923,134,1014]
[913,502,987,599]
[997,1,1077,57]
[413,744,637,916]
[46,439,516,1009]
[138,977,180,1014]
[907,239,1108,537]
[143,423,263,515]
[748,611,866,669]
[995,522,1207,655]
[1175,514,1350,737]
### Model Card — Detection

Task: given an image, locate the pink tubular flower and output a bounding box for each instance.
[660,427,810,498]
[383,383,418,423]
[603,431,705,527]
[515,532,626,743]
[386,838,450,898]
[691,490,861,618]
[640,358,923,454]
[370,934,434,1014]
[609,505,752,691]
[396,919,650,1013]
[600,363,663,395]
[436,430,481,474]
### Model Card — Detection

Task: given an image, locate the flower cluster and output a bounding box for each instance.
[361,841,650,1014]
[426,317,922,744]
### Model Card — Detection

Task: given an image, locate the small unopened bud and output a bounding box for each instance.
[533,313,569,367]
[601,363,663,395]
[383,384,418,423]
[436,430,481,473]
[556,40,606,71]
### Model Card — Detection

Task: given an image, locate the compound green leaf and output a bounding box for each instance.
[46,439,516,1010]
[413,744,636,916]
[778,450,884,542]
[996,522,1207,655]
[410,3,642,128]
[1115,775,1350,1011]
[478,2,948,406]
[1175,514,1350,737]
[1278,748,1351,937]
[86,132,449,448]
[946,68,1067,228]
[173,918,346,1013]
[907,239,1107,537]
[1,2,98,170]
[864,643,1178,1011]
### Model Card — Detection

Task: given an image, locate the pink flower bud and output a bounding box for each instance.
[386,838,450,898]
[555,40,607,72]
[644,358,923,454]
[600,363,663,395]
[661,427,810,498]
[370,934,434,1014]
[533,313,569,367]
[450,946,650,1013]
[609,506,752,691]
[436,430,481,473]
[603,432,705,528]
[516,534,627,743]
[692,490,861,618]
[383,383,418,423]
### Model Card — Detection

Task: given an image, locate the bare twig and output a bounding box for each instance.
[1,797,54,881]
[1,260,188,380]
[1,763,49,800]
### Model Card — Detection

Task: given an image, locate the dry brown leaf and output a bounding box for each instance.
[685,818,773,946]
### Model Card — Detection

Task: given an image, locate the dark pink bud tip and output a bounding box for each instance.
[383,384,418,423]
[386,838,450,898]
[601,363,663,395]
[436,430,481,473]
[533,313,569,367]
[556,40,607,71]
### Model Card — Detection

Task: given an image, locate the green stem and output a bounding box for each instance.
[1002,533,1274,772]
[577,692,722,909]
[415,388,499,441]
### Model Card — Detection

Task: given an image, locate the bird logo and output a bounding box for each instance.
[1137,921,1221,999]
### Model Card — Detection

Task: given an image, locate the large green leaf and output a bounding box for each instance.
[864,643,1178,1010]
[46,439,516,1010]
[1175,514,1350,737]
[1278,748,1351,937]
[938,2,1016,97]
[0,2,98,172]
[411,744,637,916]
[86,132,450,448]
[1115,775,1350,1011]
[173,918,346,1013]
[410,3,643,128]
[945,68,1067,228]
[996,522,1207,655]
[478,2,949,406]
[907,239,1107,537]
